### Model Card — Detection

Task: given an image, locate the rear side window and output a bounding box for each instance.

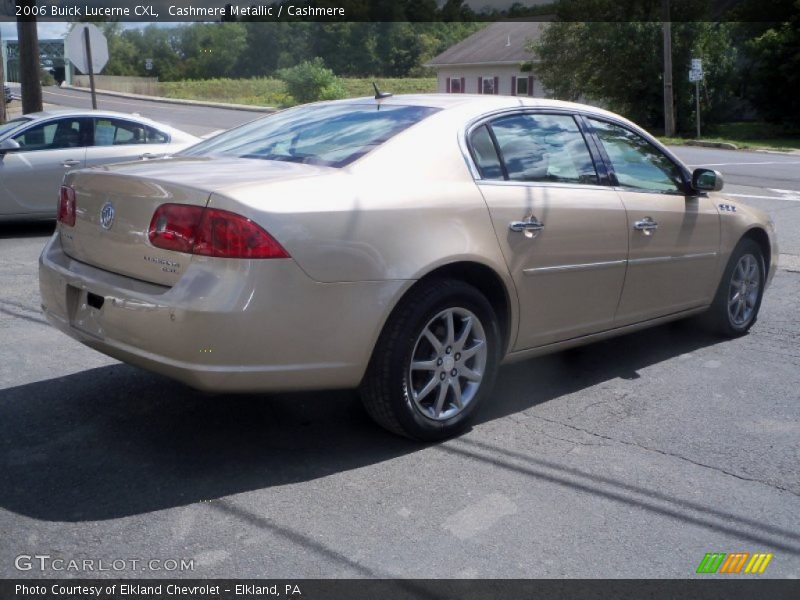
[94,119,170,146]
[488,113,598,185]
[181,103,439,168]
[469,125,504,180]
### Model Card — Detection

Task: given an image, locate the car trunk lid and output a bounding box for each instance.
[59,156,328,286]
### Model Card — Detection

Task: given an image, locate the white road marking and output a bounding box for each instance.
[727,193,800,202]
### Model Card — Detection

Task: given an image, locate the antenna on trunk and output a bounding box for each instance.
[373,82,392,100]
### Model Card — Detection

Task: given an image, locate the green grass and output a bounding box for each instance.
[659,121,800,152]
[157,77,437,108]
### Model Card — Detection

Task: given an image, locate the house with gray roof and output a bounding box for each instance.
[425,22,546,97]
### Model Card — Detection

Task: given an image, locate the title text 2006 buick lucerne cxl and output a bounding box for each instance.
[39,95,777,440]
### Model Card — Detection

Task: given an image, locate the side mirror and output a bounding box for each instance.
[0,138,21,154]
[692,168,724,192]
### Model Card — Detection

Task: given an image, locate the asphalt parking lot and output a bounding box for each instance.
[0,98,798,577]
[2,227,799,578]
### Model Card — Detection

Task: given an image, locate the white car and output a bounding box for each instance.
[0,109,199,221]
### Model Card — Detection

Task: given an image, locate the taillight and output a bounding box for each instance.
[58,186,76,227]
[148,203,289,259]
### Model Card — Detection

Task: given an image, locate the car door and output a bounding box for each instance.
[471,111,629,350]
[84,117,173,168]
[586,118,721,326]
[0,117,89,216]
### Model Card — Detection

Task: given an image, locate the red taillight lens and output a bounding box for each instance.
[57,186,76,227]
[148,204,289,259]
[148,204,203,254]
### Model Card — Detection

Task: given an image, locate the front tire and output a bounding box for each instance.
[705,238,765,337]
[360,279,501,440]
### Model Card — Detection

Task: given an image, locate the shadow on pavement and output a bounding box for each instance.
[0,221,55,240]
[0,319,739,524]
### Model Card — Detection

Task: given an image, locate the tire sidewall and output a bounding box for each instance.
[718,239,765,335]
[387,281,500,440]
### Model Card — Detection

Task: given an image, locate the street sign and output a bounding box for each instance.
[66,24,108,74]
[689,69,703,82]
[691,58,703,71]
[145,58,154,71]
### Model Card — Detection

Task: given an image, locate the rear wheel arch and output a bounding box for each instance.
[401,261,513,355]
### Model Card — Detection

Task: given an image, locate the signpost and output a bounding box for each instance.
[145,58,154,71]
[689,58,703,138]
[66,24,108,109]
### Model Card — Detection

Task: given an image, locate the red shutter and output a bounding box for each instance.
[528,76,534,97]
[494,76,499,95]
[446,77,451,93]
[511,76,517,96]
[478,77,483,94]
[460,77,465,93]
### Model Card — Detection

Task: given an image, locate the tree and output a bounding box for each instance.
[742,20,800,126]
[532,21,738,134]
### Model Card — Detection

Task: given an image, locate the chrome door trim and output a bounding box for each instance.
[523,259,626,276]
[628,252,718,266]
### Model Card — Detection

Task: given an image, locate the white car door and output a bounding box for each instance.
[0,117,89,217]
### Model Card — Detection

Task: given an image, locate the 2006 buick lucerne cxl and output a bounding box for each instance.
[39,94,777,440]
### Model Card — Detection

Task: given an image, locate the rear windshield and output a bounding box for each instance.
[180,103,439,168]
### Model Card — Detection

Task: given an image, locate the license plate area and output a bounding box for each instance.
[67,284,106,339]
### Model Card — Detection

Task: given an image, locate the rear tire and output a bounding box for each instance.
[704,238,765,337]
[360,278,501,441]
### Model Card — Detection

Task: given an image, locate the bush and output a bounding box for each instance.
[276,58,345,104]
[40,69,56,87]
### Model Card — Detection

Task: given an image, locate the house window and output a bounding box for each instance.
[516,77,529,96]
[450,78,462,93]
[482,77,495,94]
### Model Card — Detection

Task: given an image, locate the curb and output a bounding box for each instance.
[684,140,738,150]
[62,85,277,113]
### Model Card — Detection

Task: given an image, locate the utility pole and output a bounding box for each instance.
[0,26,6,123]
[16,0,43,114]
[1,0,12,123]
[662,0,675,137]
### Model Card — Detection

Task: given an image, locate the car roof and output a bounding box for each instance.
[319,93,631,126]
[7,108,198,140]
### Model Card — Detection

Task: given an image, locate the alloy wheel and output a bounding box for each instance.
[408,307,488,421]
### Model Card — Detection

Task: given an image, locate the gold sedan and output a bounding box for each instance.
[39,95,778,440]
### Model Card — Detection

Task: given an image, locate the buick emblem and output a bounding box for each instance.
[100,202,115,230]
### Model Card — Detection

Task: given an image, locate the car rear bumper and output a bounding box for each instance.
[39,233,408,392]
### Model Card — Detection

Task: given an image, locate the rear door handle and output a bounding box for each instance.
[139,152,161,160]
[62,159,81,168]
[509,218,545,233]
[633,217,658,235]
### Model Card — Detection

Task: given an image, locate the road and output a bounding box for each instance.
[0,95,798,579]
[40,86,260,136]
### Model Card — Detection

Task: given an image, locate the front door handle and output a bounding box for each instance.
[139,152,161,160]
[633,217,658,235]
[62,159,81,168]
[509,218,545,233]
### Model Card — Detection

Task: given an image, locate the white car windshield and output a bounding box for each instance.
[180,103,439,168]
